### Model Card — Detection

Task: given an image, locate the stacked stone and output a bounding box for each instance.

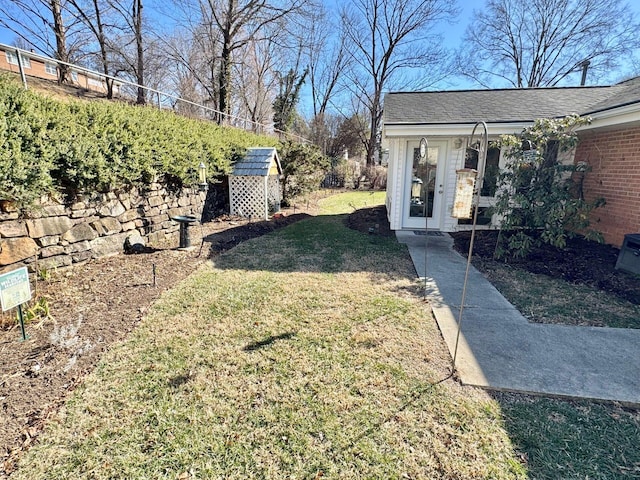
[0,184,205,273]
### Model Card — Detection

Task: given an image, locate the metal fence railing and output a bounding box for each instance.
[0,42,309,144]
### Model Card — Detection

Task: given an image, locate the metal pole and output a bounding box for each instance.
[15,48,27,90]
[17,304,28,341]
[424,160,429,298]
[452,122,488,369]
[418,138,429,299]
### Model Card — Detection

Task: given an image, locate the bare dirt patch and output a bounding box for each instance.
[0,209,312,476]
[346,204,394,238]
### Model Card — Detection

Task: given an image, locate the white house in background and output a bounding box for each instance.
[382,78,640,242]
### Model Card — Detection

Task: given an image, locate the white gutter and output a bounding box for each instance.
[384,122,532,137]
[579,102,640,131]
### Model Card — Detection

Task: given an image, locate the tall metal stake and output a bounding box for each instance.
[419,138,429,299]
[452,122,488,369]
[17,304,28,341]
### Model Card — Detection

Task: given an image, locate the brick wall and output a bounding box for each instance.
[575,125,640,246]
[0,48,57,81]
[0,47,113,94]
[0,184,205,274]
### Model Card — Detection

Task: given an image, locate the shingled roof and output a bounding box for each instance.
[383,77,640,125]
[231,147,281,176]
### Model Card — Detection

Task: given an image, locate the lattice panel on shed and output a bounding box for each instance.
[267,175,281,209]
[229,176,265,218]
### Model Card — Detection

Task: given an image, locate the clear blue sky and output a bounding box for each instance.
[2,0,639,114]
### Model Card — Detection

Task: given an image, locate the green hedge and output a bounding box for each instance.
[0,75,278,208]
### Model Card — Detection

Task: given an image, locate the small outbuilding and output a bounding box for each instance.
[382,76,640,246]
[229,147,282,220]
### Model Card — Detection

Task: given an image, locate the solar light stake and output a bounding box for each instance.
[452,122,488,370]
[17,304,27,341]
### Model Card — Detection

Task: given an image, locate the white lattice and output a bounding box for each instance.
[267,175,281,210]
[229,174,282,219]
[230,176,264,218]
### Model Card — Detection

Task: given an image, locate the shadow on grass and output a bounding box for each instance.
[493,392,640,479]
[337,372,454,452]
[243,332,297,352]
[199,213,313,257]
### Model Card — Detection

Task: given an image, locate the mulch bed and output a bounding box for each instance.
[450,230,640,305]
[0,210,310,476]
[346,204,394,238]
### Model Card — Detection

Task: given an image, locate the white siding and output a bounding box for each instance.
[387,138,405,230]
[383,122,534,232]
[442,139,465,232]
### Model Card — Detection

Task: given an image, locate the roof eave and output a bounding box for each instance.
[579,101,640,131]
[383,121,534,137]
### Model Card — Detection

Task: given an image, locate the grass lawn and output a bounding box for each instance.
[473,258,640,329]
[13,192,640,479]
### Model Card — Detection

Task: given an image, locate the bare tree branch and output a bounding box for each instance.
[341,0,458,165]
[457,0,640,88]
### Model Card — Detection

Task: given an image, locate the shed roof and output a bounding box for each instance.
[231,147,282,176]
[383,77,640,125]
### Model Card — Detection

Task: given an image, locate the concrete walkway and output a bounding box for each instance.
[397,230,640,405]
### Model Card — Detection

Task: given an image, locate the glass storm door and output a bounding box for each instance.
[403,140,444,230]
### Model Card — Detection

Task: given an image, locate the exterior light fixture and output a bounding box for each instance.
[198,162,208,192]
[454,138,464,150]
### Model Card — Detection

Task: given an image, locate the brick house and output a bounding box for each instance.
[382,77,640,246]
[0,44,120,96]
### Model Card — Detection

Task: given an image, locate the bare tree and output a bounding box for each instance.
[457,0,640,88]
[233,37,280,131]
[341,0,457,165]
[330,113,367,159]
[302,6,349,153]
[0,0,78,82]
[174,0,309,123]
[50,0,72,81]
[305,7,347,118]
[108,0,146,103]
[66,0,118,97]
[163,25,221,111]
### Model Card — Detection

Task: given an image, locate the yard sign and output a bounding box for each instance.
[0,266,32,312]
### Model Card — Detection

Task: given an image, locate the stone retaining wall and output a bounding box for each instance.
[0,183,205,274]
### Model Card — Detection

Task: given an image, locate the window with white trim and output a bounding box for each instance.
[7,52,33,68]
[5,50,18,65]
[71,71,78,82]
[45,62,57,76]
